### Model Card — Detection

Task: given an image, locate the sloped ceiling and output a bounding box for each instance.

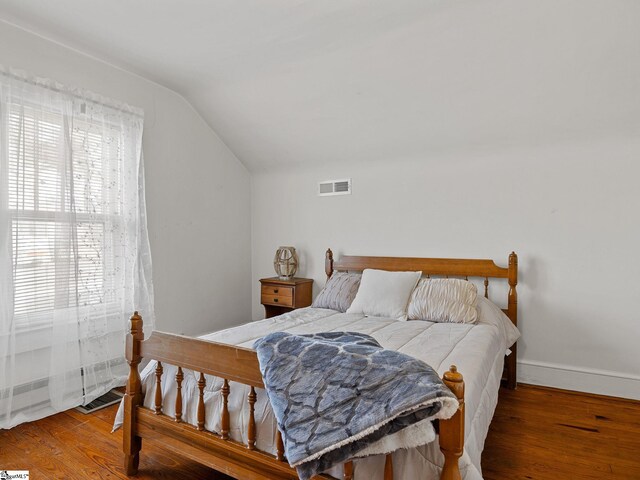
[1,0,639,171]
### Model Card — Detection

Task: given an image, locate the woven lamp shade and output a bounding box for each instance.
[274,246,298,280]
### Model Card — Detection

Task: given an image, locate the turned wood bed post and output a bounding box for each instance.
[440,366,465,480]
[506,252,518,390]
[325,248,334,279]
[123,311,144,475]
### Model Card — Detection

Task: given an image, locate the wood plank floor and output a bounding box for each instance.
[482,385,640,480]
[1,385,638,479]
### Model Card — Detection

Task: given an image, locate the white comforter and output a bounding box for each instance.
[114,297,519,480]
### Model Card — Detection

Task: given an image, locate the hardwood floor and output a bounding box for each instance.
[0,405,232,479]
[482,385,640,479]
[1,385,638,479]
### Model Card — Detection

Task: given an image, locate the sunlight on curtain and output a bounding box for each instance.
[0,67,154,429]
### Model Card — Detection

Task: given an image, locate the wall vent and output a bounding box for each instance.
[318,178,351,196]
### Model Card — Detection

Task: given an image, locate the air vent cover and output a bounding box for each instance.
[318,178,351,196]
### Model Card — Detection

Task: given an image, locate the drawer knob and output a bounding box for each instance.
[274,298,278,303]
[274,289,279,293]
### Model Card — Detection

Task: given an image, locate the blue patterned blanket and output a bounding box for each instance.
[253,331,459,480]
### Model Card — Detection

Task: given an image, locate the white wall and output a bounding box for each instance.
[252,133,640,400]
[0,21,252,335]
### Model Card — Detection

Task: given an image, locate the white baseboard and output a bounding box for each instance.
[517,359,640,400]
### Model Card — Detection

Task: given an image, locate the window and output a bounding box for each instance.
[8,103,123,324]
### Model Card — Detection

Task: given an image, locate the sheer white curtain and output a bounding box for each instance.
[0,68,154,429]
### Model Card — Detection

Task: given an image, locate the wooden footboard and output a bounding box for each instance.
[123,312,465,480]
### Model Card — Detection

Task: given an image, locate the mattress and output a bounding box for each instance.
[114,297,519,479]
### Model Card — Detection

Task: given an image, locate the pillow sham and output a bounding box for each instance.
[407,278,478,324]
[311,271,362,312]
[346,269,421,320]
[476,296,520,351]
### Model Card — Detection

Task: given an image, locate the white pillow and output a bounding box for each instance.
[346,269,421,320]
[407,278,478,323]
[476,296,520,350]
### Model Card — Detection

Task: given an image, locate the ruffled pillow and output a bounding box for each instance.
[407,278,478,323]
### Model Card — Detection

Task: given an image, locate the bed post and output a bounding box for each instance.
[440,366,464,480]
[123,311,144,475]
[506,252,518,389]
[325,248,334,279]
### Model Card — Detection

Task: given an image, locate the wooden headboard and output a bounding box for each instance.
[324,248,519,388]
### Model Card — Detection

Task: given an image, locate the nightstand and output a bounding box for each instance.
[259,277,313,318]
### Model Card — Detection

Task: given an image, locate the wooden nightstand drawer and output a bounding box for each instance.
[261,285,293,297]
[261,293,294,307]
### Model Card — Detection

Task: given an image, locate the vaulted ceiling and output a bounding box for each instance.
[1,0,638,171]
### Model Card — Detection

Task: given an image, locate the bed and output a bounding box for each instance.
[117,249,519,480]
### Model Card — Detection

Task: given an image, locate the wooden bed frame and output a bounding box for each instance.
[123,250,518,480]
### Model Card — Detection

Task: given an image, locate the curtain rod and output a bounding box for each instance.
[0,69,144,119]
